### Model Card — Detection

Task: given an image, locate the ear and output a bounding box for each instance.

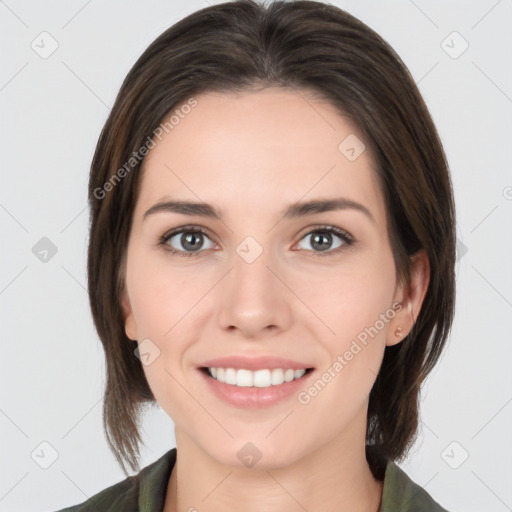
[121,286,138,341]
[387,249,430,347]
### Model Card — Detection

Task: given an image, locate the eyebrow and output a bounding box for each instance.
[143,197,375,224]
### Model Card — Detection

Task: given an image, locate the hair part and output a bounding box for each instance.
[87,0,456,478]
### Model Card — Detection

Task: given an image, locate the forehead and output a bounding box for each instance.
[136,87,385,226]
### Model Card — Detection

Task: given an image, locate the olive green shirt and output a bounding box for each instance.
[56,448,449,511]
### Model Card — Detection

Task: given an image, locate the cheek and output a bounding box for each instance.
[127,259,193,417]
[125,249,203,381]
[300,269,393,422]
[126,248,188,336]
[297,252,396,387]
[297,259,395,337]
[128,281,169,337]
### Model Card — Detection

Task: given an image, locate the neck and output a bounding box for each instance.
[164,419,383,512]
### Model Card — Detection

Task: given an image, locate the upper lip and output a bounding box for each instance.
[199,355,315,371]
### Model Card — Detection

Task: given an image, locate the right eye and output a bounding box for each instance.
[158,226,216,257]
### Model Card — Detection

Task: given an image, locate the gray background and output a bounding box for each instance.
[1,0,511,510]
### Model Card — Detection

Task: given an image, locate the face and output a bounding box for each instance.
[121,87,428,469]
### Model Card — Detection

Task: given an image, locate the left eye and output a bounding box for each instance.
[296,227,351,254]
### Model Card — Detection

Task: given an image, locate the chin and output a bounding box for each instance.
[202,436,308,471]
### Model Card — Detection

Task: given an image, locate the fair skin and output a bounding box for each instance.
[121,87,429,512]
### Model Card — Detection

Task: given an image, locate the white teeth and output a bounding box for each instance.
[225,368,237,385]
[252,369,268,387]
[271,368,284,385]
[284,369,295,382]
[207,367,307,388]
[236,369,253,387]
[294,369,306,379]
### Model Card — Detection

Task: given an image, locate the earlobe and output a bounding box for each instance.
[121,288,138,341]
[387,300,412,346]
[387,250,430,347]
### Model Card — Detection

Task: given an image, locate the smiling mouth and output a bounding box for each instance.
[200,367,314,388]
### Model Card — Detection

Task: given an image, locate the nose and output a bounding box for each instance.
[217,245,293,339]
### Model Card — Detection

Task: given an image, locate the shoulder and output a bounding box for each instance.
[380,461,450,512]
[54,476,138,512]
[53,448,177,512]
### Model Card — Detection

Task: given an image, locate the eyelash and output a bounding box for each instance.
[157,224,354,258]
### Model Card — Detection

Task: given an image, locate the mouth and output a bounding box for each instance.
[196,355,317,408]
[200,366,315,388]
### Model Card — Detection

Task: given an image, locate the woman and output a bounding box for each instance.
[58,1,456,510]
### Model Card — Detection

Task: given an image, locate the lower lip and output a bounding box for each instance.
[199,369,314,409]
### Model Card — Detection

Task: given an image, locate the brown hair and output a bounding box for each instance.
[87,0,456,477]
